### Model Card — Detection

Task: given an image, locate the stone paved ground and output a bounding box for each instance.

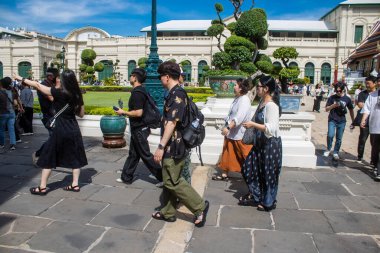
[0,95,379,253]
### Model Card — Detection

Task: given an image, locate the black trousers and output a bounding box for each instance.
[357,127,370,159]
[20,106,34,133]
[371,134,380,169]
[121,128,162,182]
[312,97,322,112]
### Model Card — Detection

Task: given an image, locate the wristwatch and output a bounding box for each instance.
[158,144,165,150]
[226,126,231,130]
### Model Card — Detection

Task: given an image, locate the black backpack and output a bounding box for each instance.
[134,89,161,129]
[177,88,206,165]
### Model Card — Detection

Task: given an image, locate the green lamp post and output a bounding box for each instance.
[144,0,164,111]
[61,46,66,71]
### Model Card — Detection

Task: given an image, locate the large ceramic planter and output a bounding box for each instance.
[100,115,127,148]
[209,76,245,98]
[280,94,303,113]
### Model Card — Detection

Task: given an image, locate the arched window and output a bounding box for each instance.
[304,62,315,84]
[18,62,32,78]
[198,60,208,81]
[43,62,48,78]
[273,61,282,68]
[0,61,3,79]
[128,60,136,78]
[181,60,192,82]
[98,60,113,80]
[321,63,331,85]
[289,62,298,68]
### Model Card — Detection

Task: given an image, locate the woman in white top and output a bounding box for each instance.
[240,76,282,212]
[213,79,253,181]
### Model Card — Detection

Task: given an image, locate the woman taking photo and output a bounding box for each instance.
[240,76,282,212]
[13,70,87,195]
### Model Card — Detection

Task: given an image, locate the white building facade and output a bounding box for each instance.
[0,0,379,84]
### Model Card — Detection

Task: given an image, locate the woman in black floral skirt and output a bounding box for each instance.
[13,70,87,195]
[240,76,282,211]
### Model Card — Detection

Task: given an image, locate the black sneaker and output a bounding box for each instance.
[10,145,16,150]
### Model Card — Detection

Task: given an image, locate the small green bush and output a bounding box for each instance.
[80,86,133,92]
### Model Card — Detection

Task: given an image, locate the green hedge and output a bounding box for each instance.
[81,85,214,94]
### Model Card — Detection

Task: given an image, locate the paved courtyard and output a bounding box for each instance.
[0,95,379,253]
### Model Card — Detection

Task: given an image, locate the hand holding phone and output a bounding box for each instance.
[113,106,119,111]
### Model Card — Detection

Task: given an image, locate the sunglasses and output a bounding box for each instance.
[336,89,342,93]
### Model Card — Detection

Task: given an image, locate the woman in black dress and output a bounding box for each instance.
[13,70,87,195]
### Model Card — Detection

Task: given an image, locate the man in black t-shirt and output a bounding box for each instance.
[33,68,59,165]
[115,68,162,185]
[152,61,209,227]
[324,82,354,160]
[354,76,377,162]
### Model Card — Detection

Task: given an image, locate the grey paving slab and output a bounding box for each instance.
[0,191,18,205]
[0,194,62,216]
[303,181,350,195]
[27,221,105,253]
[90,228,158,253]
[276,192,298,210]
[339,196,380,213]
[86,152,125,163]
[0,213,18,235]
[273,209,333,233]
[0,247,32,253]
[0,165,38,179]
[278,181,308,193]
[312,171,355,184]
[143,218,165,233]
[203,186,241,206]
[0,177,21,191]
[40,198,108,224]
[132,189,163,207]
[45,184,103,200]
[7,178,62,194]
[92,171,124,186]
[219,206,272,229]
[313,233,380,253]
[294,192,347,211]
[340,170,376,184]
[280,171,317,183]
[88,186,142,205]
[254,230,317,253]
[324,211,380,234]
[343,183,380,197]
[203,204,219,227]
[186,226,252,253]
[207,178,229,189]
[0,232,35,247]
[90,204,153,230]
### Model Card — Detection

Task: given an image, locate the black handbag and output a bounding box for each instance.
[45,104,69,130]
[242,101,261,145]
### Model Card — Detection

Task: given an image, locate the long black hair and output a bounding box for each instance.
[259,75,282,116]
[60,69,83,114]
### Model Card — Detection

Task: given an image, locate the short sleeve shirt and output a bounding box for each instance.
[128,86,147,131]
[162,85,187,159]
[326,94,354,123]
[51,86,83,119]
[357,90,370,127]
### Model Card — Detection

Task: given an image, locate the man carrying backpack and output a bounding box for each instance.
[152,61,209,227]
[115,68,162,185]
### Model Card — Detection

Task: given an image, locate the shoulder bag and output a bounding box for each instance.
[242,100,262,145]
[45,104,69,130]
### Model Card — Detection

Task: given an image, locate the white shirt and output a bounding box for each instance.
[263,101,280,138]
[226,95,253,140]
[362,89,380,134]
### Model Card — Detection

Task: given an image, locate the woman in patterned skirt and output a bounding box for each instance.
[240,76,282,211]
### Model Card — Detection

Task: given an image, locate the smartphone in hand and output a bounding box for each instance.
[113,106,119,111]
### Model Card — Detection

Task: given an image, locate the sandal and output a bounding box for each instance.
[212,174,229,181]
[152,211,176,222]
[30,186,48,196]
[63,185,80,192]
[238,193,257,206]
[194,200,209,228]
[257,201,277,212]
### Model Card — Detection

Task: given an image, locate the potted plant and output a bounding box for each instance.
[99,99,127,148]
[205,1,273,98]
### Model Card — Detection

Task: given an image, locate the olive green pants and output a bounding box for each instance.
[160,158,205,218]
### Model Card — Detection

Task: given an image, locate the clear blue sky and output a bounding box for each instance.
[0,0,344,38]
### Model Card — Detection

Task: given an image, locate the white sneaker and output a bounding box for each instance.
[0,145,4,149]
[375,174,380,181]
[116,178,123,183]
[155,182,164,188]
[333,153,340,160]
[21,132,34,136]
[116,169,122,174]
[16,139,22,143]
[10,145,16,150]
[323,150,331,157]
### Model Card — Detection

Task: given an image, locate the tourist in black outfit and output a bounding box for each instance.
[13,70,87,195]
[115,68,162,185]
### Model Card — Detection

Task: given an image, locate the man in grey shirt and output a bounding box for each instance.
[361,75,380,180]
[20,85,34,135]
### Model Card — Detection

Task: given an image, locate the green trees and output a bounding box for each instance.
[207,1,273,76]
[273,47,300,93]
[79,49,104,84]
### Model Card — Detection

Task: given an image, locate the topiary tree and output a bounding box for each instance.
[79,49,104,85]
[206,0,273,100]
[273,47,300,93]
[138,57,148,68]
